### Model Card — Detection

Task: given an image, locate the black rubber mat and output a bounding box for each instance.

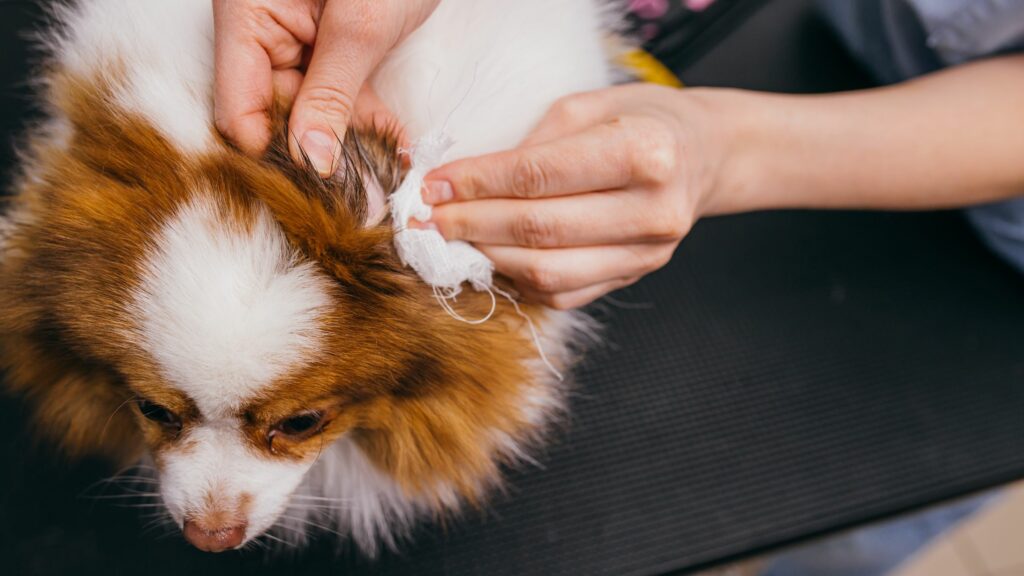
[2,1,1023,575]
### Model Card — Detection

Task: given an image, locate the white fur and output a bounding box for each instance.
[131,196,332,417]
[48,0,216,152]
[160,423,311,542]
[47,0,612,554]
[284,438,446,554]
[373,0,613,159]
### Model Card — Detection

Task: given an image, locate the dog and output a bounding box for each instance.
[0,0,614,554]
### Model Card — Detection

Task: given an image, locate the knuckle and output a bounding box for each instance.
[549,94,591,125]
[249,4,277,25]
[325,2,392,46]
[242,4,284,37]
[641,246,674,272]
[512,211,560,248]
[547,292,584,311]
[298,85,356,123]
[510,155,549,199]
[522,263,562,293]
[630,123,678,185]
[647,207,689,242]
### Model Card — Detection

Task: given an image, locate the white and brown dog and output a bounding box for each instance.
[0,0,613,555]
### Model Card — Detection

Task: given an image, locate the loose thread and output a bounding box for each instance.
[493,286,564,382]
[433,285,496,325]
[431,285,565,382]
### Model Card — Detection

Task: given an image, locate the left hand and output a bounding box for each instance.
[419,84,723,309]
[213,0,439,173]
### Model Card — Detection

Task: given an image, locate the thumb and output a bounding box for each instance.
[288,4,392,177]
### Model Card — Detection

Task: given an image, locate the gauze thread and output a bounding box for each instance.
[390,133,562,380]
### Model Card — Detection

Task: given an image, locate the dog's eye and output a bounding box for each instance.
[136,398,182,431]
[272,411,325,440]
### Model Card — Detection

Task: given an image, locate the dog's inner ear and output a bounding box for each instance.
[261,116,405,227]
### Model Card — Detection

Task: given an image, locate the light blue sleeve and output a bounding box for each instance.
[819,0,1024,275]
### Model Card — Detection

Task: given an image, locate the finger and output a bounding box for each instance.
[519,93,610,147]
[352,86,410,150]
[478,244,673,294]
[214,1,317,155]
[288,0,392,176]
[423,122,634,204]
[517,276,642,310]
[213,2,276,155]
[427,190,686,248]
[272,69,304,106]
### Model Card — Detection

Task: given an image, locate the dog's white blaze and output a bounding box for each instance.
[160,424,310,541]
[132,196,332,417]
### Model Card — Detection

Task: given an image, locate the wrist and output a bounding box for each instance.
[680,87,778,217]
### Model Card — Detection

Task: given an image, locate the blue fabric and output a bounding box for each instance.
[757,3,1023,574]
[761,492,998,576]
[967,198,1024,273]
[906,0,1024,64]
[819,0,1024,275]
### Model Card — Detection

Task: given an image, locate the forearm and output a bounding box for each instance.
[701,54,1024,215]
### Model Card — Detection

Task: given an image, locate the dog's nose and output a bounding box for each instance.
[182,520,246,552]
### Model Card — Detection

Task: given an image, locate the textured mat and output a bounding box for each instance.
[2,1,1023,575]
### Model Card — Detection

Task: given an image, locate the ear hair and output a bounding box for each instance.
[261,104,404,228]
[245,106,411,295]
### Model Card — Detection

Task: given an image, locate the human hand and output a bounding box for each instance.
[213,0,440,175]
[419,84,726,309]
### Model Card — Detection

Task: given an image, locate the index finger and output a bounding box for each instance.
[213,2,274,155]
[423,122,634,204]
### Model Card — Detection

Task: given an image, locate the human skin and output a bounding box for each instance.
[212,0,439,175]
[422,54,1024,308]
[213,4,1024,309]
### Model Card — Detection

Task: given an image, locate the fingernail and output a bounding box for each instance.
[407,219,438,231]
[300,130,339,176]
[422,180,453,204]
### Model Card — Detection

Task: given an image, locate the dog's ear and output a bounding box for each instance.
[260,102,404,228]
[246,108,410,294]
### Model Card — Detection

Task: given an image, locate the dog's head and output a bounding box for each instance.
[0,78,576,552]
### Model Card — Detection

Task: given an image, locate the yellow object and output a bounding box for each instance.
[619,49,683,88]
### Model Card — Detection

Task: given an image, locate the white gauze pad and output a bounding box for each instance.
[390,133,494,296]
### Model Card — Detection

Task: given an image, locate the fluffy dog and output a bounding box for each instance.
[0,0,612,553]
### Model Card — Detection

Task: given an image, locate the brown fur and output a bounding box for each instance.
[0,71,568,503]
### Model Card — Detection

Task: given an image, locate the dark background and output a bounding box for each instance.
[2,1,1023,575]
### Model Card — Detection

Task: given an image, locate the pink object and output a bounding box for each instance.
[640,23,660,41]
[629,0,668,19]
[685,0,717,11]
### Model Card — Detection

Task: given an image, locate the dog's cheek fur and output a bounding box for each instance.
[344,300,549,501]
[0,330,140,461]
[0,76,193,462]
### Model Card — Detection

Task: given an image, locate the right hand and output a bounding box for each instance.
[420,84,729,309]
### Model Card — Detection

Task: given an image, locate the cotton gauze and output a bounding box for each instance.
[390,133,494,296]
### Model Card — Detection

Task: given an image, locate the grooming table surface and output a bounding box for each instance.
[2,1,1023,575]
